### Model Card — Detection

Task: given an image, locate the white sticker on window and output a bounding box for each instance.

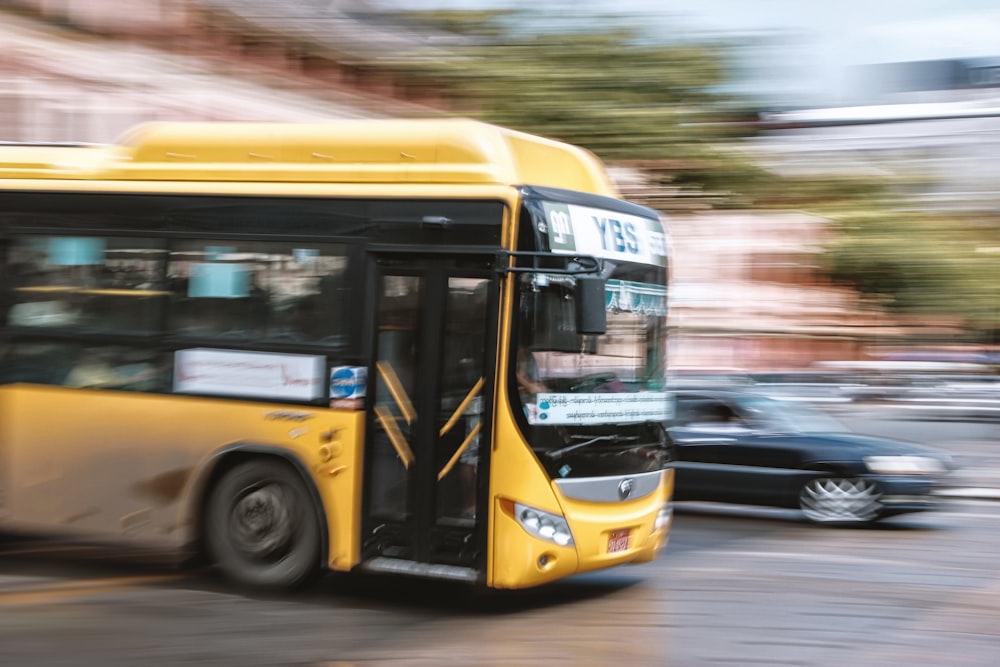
[174,348,325,401]
[528,392,672,425]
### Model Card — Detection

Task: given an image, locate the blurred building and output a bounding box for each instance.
[3,0,192,37]
[859,58,1000,98]
[651,210,932,371]
[0,2,971,371]
[755,57,1000,213]
[610,163,967,370]
[0,0,447,142]
[665,211,859,370]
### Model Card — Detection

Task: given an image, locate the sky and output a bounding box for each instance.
[381,1,1000,105]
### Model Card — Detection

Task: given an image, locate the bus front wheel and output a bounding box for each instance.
[205,459,321,590]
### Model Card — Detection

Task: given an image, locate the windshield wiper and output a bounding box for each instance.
[545,434,639,460]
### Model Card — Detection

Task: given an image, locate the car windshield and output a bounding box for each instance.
[733,395,846,433]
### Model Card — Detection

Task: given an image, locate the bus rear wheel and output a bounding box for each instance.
[205,459,321,590]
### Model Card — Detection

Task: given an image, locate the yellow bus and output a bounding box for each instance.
[0,119,674,590]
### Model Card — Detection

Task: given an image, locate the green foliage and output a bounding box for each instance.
[389,10,743,162]
[384,8,1000,339]
[748,175,889,209]
[826,210,1000,335]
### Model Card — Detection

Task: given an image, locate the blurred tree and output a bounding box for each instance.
[825,209,1000,340]
[382,8,1000,342]
[387,9,761,194]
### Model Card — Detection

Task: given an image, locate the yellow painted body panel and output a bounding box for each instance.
[488,404,580,588]
[486,274,672,588]
[557,469,673,573]
[0,385,365,572]
[486,392,672,589]
[0,119,618,197]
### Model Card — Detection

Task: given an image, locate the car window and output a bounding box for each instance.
[730,395,845,432]
[675,397,747,429]
[672,393,847,433]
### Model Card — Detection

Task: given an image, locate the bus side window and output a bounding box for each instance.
[0,342,79,385]
[0,342,166,391]
[5,235,166,333]
[165,241,349,344]
[63,346,165,391]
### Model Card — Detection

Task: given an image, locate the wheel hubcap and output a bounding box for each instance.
[800,477,882,523]
[230,483,296,560]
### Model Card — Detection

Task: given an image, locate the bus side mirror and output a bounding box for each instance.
[575,276,607,335]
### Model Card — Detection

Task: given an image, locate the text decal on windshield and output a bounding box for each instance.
[528,392,672,425]
[542,202,667,267]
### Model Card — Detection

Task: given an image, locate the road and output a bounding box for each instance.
[0,412,997,666]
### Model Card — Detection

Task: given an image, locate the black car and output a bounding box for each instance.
[668,390,955,523]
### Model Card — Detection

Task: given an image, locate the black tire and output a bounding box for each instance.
[205,459,321,590]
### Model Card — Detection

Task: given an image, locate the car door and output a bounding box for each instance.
[670,393,793,505]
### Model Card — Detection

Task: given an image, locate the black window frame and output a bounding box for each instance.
[0,191,506,405]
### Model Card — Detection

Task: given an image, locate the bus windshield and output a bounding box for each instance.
[517,270,668,401]
[513,265,671,477]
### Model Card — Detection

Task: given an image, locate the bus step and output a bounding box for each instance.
[361,557,478,582]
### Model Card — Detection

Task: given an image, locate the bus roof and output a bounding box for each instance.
[0,119,618,196]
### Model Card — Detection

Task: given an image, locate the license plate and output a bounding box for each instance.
[607,529,630,553]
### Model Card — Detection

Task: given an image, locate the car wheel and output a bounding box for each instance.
[799,476,882,523]
[206,459,321,590]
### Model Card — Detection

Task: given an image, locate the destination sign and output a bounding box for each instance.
[541,202,667,268]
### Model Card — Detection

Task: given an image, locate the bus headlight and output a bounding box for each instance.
[654,501,673,533]
[513,502,575,547]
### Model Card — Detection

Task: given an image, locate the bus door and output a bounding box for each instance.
[361,254,497,579]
